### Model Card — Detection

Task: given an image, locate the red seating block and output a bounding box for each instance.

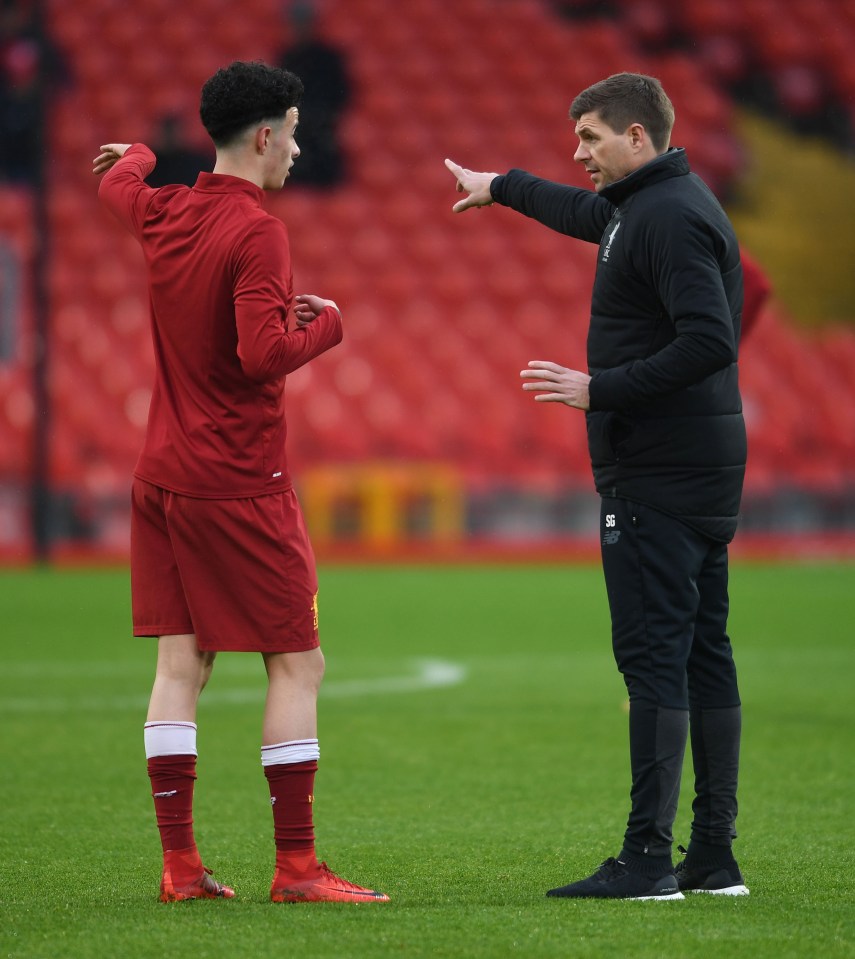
[37,0,855,505]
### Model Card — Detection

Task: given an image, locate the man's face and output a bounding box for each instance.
[573,111,638,192]
[263,106,300,189]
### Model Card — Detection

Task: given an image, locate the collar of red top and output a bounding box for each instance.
[193,172,265,204]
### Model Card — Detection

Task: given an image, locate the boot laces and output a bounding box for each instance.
[597,857,628,880]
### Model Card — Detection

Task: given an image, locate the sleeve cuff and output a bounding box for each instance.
[587,372,604,411]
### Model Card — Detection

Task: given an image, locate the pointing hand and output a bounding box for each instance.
[444,158,499,213]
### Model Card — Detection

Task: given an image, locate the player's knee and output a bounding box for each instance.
[306,648,327,689]
[264,647,325,689]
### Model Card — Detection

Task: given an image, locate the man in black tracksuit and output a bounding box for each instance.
[446,73,749,900]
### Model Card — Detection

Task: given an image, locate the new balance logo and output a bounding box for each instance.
[602,530,621,545]
[153,790,178,798]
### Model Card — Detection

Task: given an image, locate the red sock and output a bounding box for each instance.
[147,754,197,855]
[264,760,319,876]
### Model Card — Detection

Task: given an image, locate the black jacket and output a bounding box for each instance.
[491,149,746,543]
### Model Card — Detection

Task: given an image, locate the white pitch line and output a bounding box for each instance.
[0,658,467,714]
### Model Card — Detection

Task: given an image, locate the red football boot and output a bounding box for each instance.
[160,847,235,902]
[271,861,389,903]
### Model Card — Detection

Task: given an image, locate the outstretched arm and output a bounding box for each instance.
[445,158,613,242]
[494,170,613,242]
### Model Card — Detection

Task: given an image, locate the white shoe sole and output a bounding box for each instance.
[689,885,750,896]
[634,891,685,901]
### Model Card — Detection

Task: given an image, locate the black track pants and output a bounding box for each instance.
[599,497,741,856]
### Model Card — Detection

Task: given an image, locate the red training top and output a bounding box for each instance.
[98,143,342,498]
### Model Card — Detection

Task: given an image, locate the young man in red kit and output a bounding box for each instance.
[94,61,389,905]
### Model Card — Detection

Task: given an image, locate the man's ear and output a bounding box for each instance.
[627,122,646,152]
[255,125,272,155]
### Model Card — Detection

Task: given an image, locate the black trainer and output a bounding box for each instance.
[546,857,684,900]
[675,846,749,896]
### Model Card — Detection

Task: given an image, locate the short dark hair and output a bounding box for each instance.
[570,73,674,153]
[200,60,304,147]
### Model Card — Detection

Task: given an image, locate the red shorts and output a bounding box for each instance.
[130,478,320,653]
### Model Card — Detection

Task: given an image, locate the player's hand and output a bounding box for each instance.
[444,158,498,213]
[520,360,591,411]
[92,144,132,175]
[294,293,340,327]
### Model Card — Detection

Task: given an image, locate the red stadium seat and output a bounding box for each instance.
[38,0,855,518]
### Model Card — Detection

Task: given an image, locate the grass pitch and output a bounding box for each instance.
[1,561,853,958]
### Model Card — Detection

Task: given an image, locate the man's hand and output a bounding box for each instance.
[92,144,133,176]
[294,294,340,328]
[444,158,499,213]
[520,360,591,411]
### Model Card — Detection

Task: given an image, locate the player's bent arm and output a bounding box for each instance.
[237,305,343,382]
[97,143,157,238]
[234,221,344,382]
[588,217,738,411]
